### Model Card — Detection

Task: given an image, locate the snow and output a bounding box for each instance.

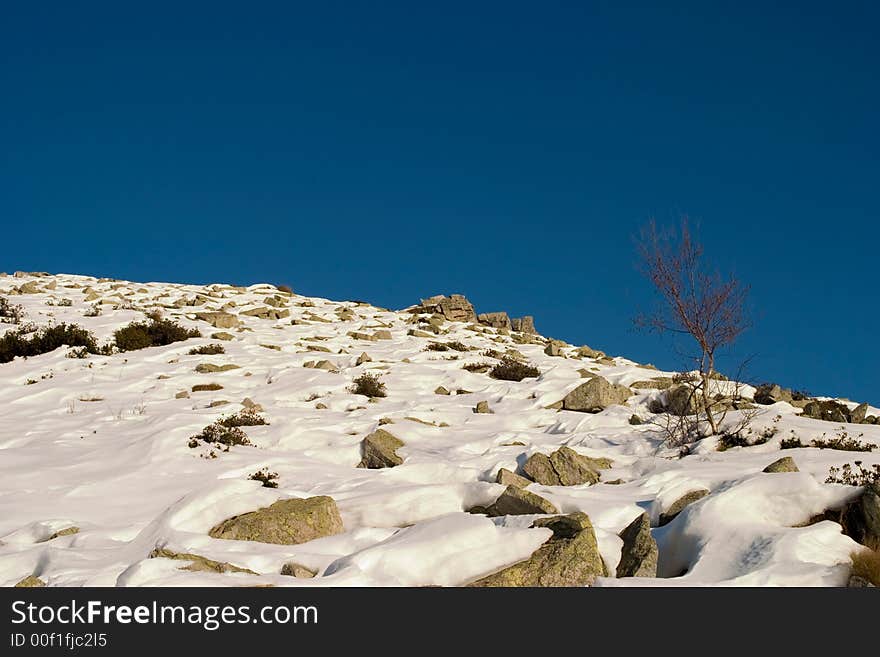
[0,272,877,587]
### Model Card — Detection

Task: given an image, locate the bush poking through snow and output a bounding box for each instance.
[349,372,386,398]
[114,317,201,351]
[188,424,251,449]
[249,468,279,488]
[0,323,101,363]
[0,297,24,324]
[825,462,880,486]
[188,343,225,355]
[489,357,540,382]
[217,408,268,427]
[810,429,875,452]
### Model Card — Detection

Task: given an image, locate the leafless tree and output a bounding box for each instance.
[636,217,752,443]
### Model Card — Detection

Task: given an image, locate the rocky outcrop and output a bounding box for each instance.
[801,399,853,423]
[357,429,405,468]
[195,311,240,329]
[763,457,799,473]
[418,294,477,323]
[754,384,794,405]
[510,316,536,334]
[544,339,567,357]
[468,513,606,587]
[616,513,658,578]
[658,489,709,526]
[149,548,257,574]
[209,496,344,545]
[478,312,511,330]
[560,376,632,413]
[521,447,610,486]
[485,486,559,516]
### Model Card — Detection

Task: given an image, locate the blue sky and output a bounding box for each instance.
[1,1,877,403]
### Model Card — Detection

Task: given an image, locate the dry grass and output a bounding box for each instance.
[851,539,880,586]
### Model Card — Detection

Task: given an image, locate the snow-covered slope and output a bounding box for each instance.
[0,272,877,587]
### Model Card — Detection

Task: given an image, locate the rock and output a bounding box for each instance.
[848,575,876,587]
[560,376,632,413]
[434,386,451,395]
[149,548,257,574]
[575,345,603,359]
[15,576,46,587]
[418,294,477,323]
[852,403,869,424]
[468,513,606,587]
[495,468,533,489]
[663,384,705,416]
[209,496,344,545]
[544,340,567,357]
[478,312,511,330]
[616,513,658,578]
[861,482,880,543]
[408,329,435,338]
[241,397,263,412]
[630,377,674,390]
[347,331,377,342]
[549,446,602,486]
[754,384,794,405]
[801,399,852,423]
[315,403,328,410]
[280,562,317,578]
[522,447,609,486]
[211,332,235,341]
[357,429,405,468]
[356,352,372,366]
[510,316,536,334]
[763,457,799,473]
[195,311,240,329]
[629,414,643,425]
[658,489,710,526]
[485,486,559,516]
[46,526,79,541]
[373,330,393,340]
[195,363,240,373]
[17,281,42,294]
[474,400,493,414]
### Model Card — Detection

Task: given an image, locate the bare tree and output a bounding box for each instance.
[636,217,751,442]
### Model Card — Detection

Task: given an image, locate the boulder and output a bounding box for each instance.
[195,311,240,329]
[561,376,632,413]
[419,294,477,323]
[149,548,257,575]
[478,312,511,330]
[544,340,567,357]
[373,330,393,340]
[468,513,606,587]
[658,489,709,526]
[852,403,869,424]
[862,482,880,543]
[211,332,235,341]
[195,363,240,373]
[15,576,46,587]
[434,386,450,395]
[209,496,344,545]
[763,457,799,473]
[801,400,852,423]
[473,400,493,414]
[495,468,533,489]
[754,384,794,405]
[280,562,317,578]
[356,352,372,366]
[616,513,658,578]
[664,384,704,416]
[575,345,603,359]
[485,486,559,516]
[521,447,610,486]
[46,526,79,541]
[510,316,536,334]
[357,429,405,468]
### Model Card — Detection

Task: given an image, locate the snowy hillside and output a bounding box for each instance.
[1,272,878,587]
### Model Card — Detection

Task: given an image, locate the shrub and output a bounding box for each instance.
[217,408,268,427]
[83,304,101,317]
[462,362,492,373]
[825,461,880,486]
[780,435,805,449]
[114,318,200,351]
[192,383,223,392]
[188,343,225,355]
[425,343,449,352]
[188,424,251,448]
[811,428,874,452]
[277,284,294,294]
[445,341,469,352]
[0,298,24,324]
[249,468,279,488]
[349,372,386,398]
[0,323,100,364]
[489,357,540,382]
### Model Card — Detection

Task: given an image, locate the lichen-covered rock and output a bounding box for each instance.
[544,340,567,357]
[478,312,511,330]
[663,384,704,416]
[851,402,869,424]
[495,468,532,489]
[46,526,79,541]
[419,294,476,323]
[468,513,606,587]
[473,400,493,414]
[357,429,405,468]
[280,562,317,578]
[658,489,710,526]
[485,486,559,516]
[616,513,657,578]
[195,311,240,329]
[861,482,880,543]
[209,496,344,545]
[522,452,558,485]
[801,399,852,423]
[510,316,536,334]
[561,376,631,413]
[434,386,450,395]
[522,447,611,486]
[763,457,799,473]
[15,575,46,587]
[149,548,257,574]
[754,383,794,405]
